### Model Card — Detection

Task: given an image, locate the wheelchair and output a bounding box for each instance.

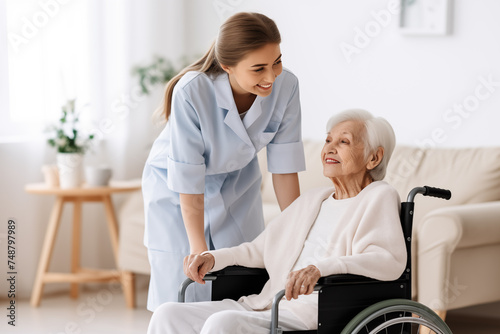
[179,186,453,334]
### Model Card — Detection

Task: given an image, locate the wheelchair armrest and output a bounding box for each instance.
[317,274,381,285]
[179,266,269,303]
[209,265,268,277]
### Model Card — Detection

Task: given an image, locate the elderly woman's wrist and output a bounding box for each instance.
[308,265,322,276]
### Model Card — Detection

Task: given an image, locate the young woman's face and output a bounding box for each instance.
[223,43,283,98]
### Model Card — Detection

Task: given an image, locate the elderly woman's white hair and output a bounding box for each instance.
[326,109,396,181]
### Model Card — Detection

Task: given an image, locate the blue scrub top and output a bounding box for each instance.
[142,68,305,253]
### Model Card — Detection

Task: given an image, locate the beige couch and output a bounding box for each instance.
[118,141,500,318]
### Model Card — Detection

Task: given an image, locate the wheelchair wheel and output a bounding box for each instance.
[340,299,452,334]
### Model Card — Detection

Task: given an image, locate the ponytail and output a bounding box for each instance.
[154,41,222,122]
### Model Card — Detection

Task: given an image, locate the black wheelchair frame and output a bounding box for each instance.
[179,186,453,334]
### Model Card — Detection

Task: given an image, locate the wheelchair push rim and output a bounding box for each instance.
[340,299,453,334]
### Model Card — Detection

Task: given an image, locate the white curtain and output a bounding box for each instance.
[2,0,192,173]
[0,0,187,296]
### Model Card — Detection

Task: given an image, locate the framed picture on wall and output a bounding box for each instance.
[399,0,452,36]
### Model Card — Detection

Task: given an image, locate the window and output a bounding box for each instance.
[1,0,92,141]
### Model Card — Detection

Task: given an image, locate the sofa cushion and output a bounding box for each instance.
[118,191,151,274]
[386,146,500,233]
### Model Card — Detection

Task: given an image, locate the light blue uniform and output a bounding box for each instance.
[142,68,305,311]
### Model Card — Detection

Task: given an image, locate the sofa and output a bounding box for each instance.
[118,141,500,318]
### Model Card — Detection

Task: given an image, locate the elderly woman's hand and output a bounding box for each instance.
[183,253,215,284]
[285,265,321,301]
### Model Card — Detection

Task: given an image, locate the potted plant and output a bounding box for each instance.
[46,99,94,188]
[132,56,178,95]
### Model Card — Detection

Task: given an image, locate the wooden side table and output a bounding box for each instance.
[26,180,141,308]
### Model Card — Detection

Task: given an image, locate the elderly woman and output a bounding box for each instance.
[147,109,407,333]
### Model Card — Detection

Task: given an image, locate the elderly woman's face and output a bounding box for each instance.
[322,120,368,180]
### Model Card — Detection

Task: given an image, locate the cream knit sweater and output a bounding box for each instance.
[208,181,407,328]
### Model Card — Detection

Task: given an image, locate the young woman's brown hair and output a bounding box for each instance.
[156,12,281,122]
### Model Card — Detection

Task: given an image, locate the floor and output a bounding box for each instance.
[446,303,500,334]
[2,284,499,334]
[1,284,152,334]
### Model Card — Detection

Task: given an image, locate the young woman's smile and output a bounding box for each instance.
[222,43,283,99]
[256,82,273,90]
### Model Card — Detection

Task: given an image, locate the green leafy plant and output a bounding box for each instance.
[46,99,94,153]
[132,56,177,95]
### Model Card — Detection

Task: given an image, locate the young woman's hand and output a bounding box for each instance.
[285,265,321,300]
[183,253,215,284]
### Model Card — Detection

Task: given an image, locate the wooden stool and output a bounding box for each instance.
[26,181,141,308]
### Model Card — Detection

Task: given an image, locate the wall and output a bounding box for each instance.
[185,0,500,147]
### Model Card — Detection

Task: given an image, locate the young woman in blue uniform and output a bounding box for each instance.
[142,12,305,311]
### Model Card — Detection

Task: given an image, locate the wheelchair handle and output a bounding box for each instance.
[423,186,452,200]
[407,186,451,202]
[178,275,218,302]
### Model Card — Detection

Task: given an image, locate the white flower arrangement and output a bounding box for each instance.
[46,100,94,153]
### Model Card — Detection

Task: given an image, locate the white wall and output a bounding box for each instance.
[185,0,500,147]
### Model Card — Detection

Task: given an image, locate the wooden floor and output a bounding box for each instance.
[445,302,500,334]
[1,282,151,334]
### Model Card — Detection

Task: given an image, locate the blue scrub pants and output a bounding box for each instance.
[147,235,216,311]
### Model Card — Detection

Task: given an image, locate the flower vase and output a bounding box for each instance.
[56,153,84,188]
